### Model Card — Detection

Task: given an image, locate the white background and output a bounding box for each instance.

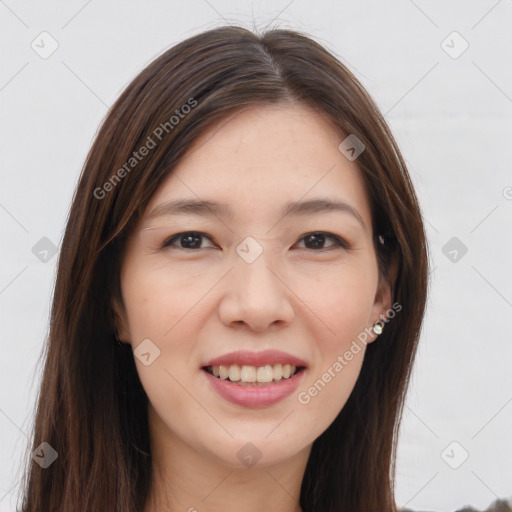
[1,1,511,511]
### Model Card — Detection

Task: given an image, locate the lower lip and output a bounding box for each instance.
[202,368,306,408]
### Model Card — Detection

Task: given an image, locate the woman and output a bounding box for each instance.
[18,25,428,512]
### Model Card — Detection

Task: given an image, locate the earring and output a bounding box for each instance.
[372,321,384,335]
[376,233,395,247]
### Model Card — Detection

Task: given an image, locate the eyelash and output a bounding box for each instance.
[161,231,350,251]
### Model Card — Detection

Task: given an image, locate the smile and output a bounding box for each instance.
[203,363,304,386]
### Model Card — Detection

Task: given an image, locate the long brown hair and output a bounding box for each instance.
[18,25,428,512]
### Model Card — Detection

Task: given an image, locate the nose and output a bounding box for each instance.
[218,247,295,332]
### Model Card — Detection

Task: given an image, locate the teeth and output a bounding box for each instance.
[240,365,256,382]
[228,365,241,382]
[219,365,229,380]
[207,363,298,384]
[256,365,273,383]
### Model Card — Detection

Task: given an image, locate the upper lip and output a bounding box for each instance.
[202,350,308,368]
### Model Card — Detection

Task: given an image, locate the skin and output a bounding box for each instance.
[113,103,394,512]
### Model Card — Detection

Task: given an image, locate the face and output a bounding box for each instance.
[113,103,392,469]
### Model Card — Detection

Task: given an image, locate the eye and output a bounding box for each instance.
[296,232,349,251]
[161,231,349,251]
[162,231,216,250]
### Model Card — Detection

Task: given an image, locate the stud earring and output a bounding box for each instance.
[372,321,384,335]
[376,233,396,247]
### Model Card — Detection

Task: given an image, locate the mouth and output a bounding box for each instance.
[202,364,306,387]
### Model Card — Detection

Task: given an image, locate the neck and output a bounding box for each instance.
[143,406,309,512]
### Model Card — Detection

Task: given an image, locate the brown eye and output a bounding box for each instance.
[162,232,215,250]
[297,232,349,250]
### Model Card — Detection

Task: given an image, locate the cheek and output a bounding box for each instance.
[121,260,212,342]
[292,260,376,426]
[296,349,364,438]
[295,296,369,439]
[120,261,217,393]
[318,285,374,338]
[300,257,378,344]
[122,274,202,431]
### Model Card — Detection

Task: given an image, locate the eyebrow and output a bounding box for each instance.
[146,198,366,228]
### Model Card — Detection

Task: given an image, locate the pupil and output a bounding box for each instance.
[306,233,324,249]
[182,234,201,249]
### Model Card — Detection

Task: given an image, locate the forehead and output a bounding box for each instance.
[144,104,372,228]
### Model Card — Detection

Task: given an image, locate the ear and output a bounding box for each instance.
[368,254,399,342]
[111,296,131,344]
